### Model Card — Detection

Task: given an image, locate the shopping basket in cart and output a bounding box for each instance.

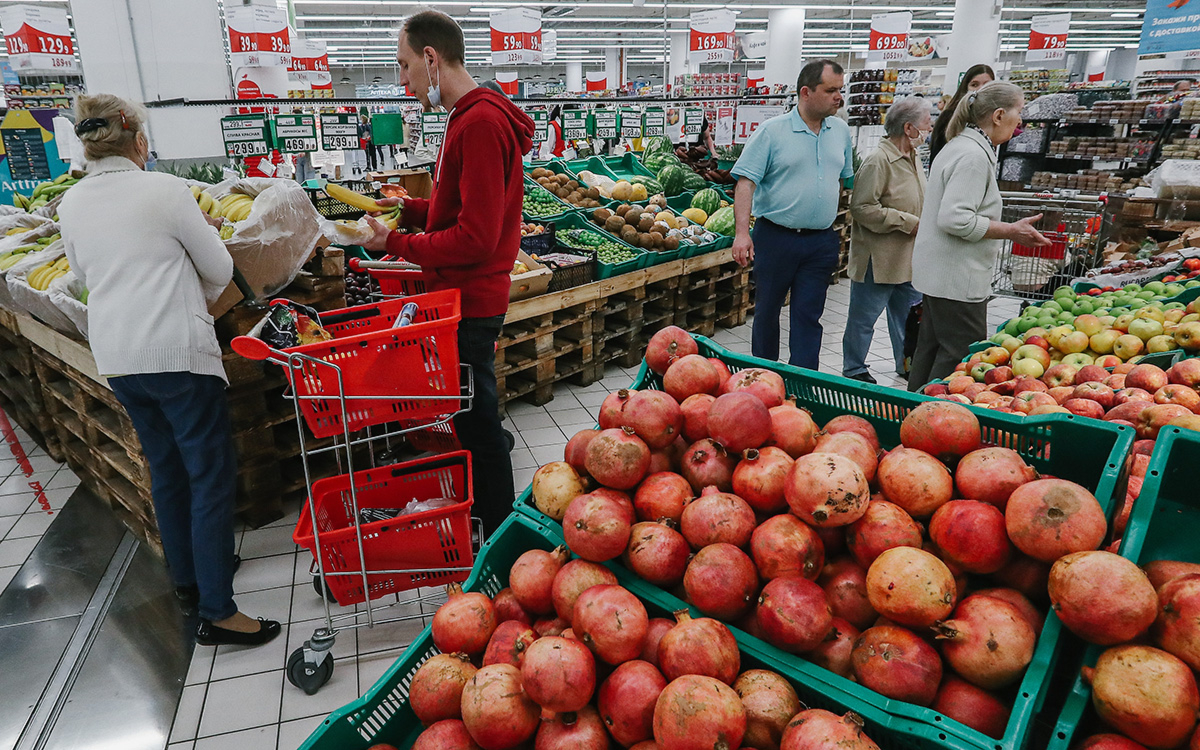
[992,194,1106,300]
[349,255,428,297]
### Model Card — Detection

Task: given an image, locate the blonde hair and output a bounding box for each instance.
[73,94,146,162]
[945,82,1023,142]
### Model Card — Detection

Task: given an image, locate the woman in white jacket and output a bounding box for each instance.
[907,83,1050,390]
[58,95,280,647]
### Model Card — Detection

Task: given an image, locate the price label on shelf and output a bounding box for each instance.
[689,9,735,65]
[490,7,542,66]
[221,115,271,158]
[274,114,317,153]
[1027,13,1070,62]
[868,11,911,63]
[530,111,549,144]
[320,112,359,151]
[643,109,666,138]
[0,5,77,72]
[225,4,290,68]
[562,109,589,140]
[734,105,785,145]
[683,108,705,137]
[620,109,643,140]
[290,38,331,87]
[593,110,618,139]
[421,111,449,150]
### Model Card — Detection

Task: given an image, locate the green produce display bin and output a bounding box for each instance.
[516,335,1135,750]
[521,177,574,222]
[564,155,619,182]
[551,211,649,279]
[1046,426,1200,750]
[603,152,657,181]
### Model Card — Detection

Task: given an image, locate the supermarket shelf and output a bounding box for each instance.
[145,93,793,109]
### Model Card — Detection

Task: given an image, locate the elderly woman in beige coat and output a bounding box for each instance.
[841,97,931,384]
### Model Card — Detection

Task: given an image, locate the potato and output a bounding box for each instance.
[621,225,639,243]
[616,204,632,217]
[605,215,626,233]
[663,236,680,251]
[637,216,655,233]
[593,207,613,223]
[639,233,655,249]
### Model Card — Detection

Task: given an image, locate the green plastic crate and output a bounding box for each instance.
[564,156,619,182]
[515,335,1135,750]
[603,153,657,181]
[1046,426,1200,750]
[301,512,982,750]
[551,211,649,279]
[522,177,574,222]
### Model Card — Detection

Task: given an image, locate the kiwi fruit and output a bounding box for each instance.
[593,207,613,223]
[556,174,570,185]
[663,236,680,251]
[638,233,655,249]
[616,204,632,217]
[621,225,639,243]
[586,187,601,200]
[637,216,655,233]
[605,215,625,233]
[566,180,579,191]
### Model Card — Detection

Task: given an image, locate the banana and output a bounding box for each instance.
[219,194,252,219]
[324,182,386,213]
[189,185,202,198]
[197,191,214,215]
[52,173,71,185]
[12,193,28,210]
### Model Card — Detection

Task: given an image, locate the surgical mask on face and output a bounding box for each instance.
[426,59,442,110]
[909,128,930,149]
[145,148,157,171]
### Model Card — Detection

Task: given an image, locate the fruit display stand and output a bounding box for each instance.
[603,153,658,181]
[514,336,1136,750]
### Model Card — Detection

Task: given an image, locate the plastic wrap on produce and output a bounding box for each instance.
[0,205,27,218]
[0,213,51,242]
[1074,251,1200,288]
[5,241,77,334]
[0,221,60,310]
[46,270,88,339]
[31,193,64,219]
[320,216,375,247]
[216,178,324,299]
[1152,160,1200,200]
[1021,93,1078,120]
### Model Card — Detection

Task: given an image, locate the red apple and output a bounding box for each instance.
[1074,365,1108,384]
[1125,364,1169,393]
[948,375,976,395]
[1154,384,1200,413]
[1094,355,1123,369]
[1130,453,1151,478]
[938,394,972,404]
[1048,386,1075,405]
[1168,359,1200,388]
[1112,362,1137,375]
[984,366,1015,385]
[973,390,1003,405]
[1024,336,1050,351]
[989,380,1016,396]
[1114,387,1153,406]
[1072,382,1115,410]
[1012,376,1049,395]
[1012,391,1058,414]
[979,346,1010,366]
[1104,374,1127,390]
[1170,413,1200,432]
[1131,439,1156,456]
[1105,400,1153,424]
[924,383,950,397]
[1063,398,1106,419]
[1041,364,1078,389]
[1030,404,1070,415]
[962,383,987,401]
[1137,403,1193,440]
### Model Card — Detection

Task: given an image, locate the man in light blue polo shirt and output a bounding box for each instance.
[731,59,854,370]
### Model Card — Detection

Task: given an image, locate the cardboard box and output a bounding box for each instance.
[367,169,434,200]
[209,236,330,319]
[510,250,552,302]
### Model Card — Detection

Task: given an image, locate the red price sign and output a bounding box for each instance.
[229,28,258,53]
[867,11,911,62]
[734,105,785,145]
[489,8,542,65]
[1029,31,1066,49]
[491,29,541,52]
[0,5,78,72]
[225,4,289,68]
[869,30,908,51]
[689,9,735,64]
[263,28,290,55]
[1027,13,1070,61]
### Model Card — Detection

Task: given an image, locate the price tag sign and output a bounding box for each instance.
[620,109,643,139]
[586,71,608,93]
[490,7,542,66]
[684,108,705,137]
[643,109,666,138]
[689,9,736,65]
[734,105,785,145]
[221,115,271,158]
[530,111,549,144]
[320,112,359,151]
[594,110,618,139]
[1028,13,1070,62]
[0,5,77,72]
[274,114,317,153]
[290,38,331,86]
[562,110,589,140]
[421,111,449,149]
[225,4,290,69]
[868,11,911,64]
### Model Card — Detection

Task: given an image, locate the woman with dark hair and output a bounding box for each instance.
[547,104,566,157]
[929,64,995,162]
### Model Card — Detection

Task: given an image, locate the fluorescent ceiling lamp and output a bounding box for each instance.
[935,10,954,16]
[470,7,503,12]
[1111,11,1140,16]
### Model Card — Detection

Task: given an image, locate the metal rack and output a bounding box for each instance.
[990,192,1107,300]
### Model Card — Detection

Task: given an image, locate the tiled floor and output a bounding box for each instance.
[0,281,1025,750]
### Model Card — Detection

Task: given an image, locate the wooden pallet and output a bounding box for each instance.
[496,299,599,405]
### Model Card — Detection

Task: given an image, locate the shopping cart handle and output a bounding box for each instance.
[353,259,422,272]
[232,335,274,361]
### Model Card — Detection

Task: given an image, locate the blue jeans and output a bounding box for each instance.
[454,315,514,537]
[109,372,238,622]
[751,219,840,370]
[841,260,922,377]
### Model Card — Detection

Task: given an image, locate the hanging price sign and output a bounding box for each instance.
[734,105,784,145]
[1027,13,1070,62]
[289,38,331,86]
[490,7,542,66]
[620,109,643,139]
[221,114,271,158]
[683,108,705,137]
[0,5,77,72]
[274,114,317,153]
[868,11,911,64]
[562,110,589,140]
[530,111,549,144]
[643,109,666,138]
[594,110,618,139]
[226,4,290,68]
[421,111,448,149]
[689,9,736,65]
[586,71,608,93]
[320,112,359,151]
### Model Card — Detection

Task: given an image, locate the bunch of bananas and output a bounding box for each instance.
[0,233,61,271]
[13,174,79,212]
[190,185,220,217]
[27,257,70,291]
[324,182,390,213]
[215,193,255,223]
[219,224,235,240]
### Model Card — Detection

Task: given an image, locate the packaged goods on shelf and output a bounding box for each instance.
[847,68,915,127]
[1063,99,1145,123]
[1021,93,1078,120]
[1006,127,1047,154]
[1161,137,1200,161]
[1047,137,1155,161]
[1143,101,1183,121]
[1032,170,1124,193]
[671,73,742,98]
[1182,98,1200,120]
[1000,155,1038,183]
[1009,69,1069,99]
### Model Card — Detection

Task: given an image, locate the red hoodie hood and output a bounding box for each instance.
[450,87,534,155]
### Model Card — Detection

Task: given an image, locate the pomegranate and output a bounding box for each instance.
[551,559,619,622]
[642,617,674,668]
[534,617,570,637]
[932,676,1011,739]
[972,588,1045,633]
[733,669,802,750]
[851,625,943,706]
[1049,551,1158,646]
[460,663,540,749]
[600,389,634,430]
[846,499,923,568]
[647,446,674,475]
[683,543,760,621]
[733,447,794,514]
[680,439,738,494]
[709,358,733,389]
[899,400,981,464]
[433,584,497,655]
[564,430,600,475]
[652,675,747,750]
[624,390,686,450]
[532,461,587,523]
[573,584,649,665]
[823,415,881,453]
[993,554,1052,602]
[866,547,956,628]
[816,525,847,558]
[482,620,537,668]
[1073,735,1151,750]
[929,500,1013,574]
[492,588,531,625]
[413,720,481,750]
[821,557,877,631]
[658,610,740,684]
[681,394,717,443]
[954,447,1037,511]
[785,453,871,527]
[708,393,773,453]
[1145,560,1200,591]
[1082,645,1200,749]
[780,710,880,750]
[586,427,652,490]
[756,576,834,653]
[876,447,954,518]
[750,514,825,581]
[1156,574,1200,670]
[768,401,820,459]
[664,354,722,402]
[510,547,570,615]
[634,472,693,524]
[1005,479,1107,563]
[806,618,860,679]
[598,660,668,747]
[722,367,787,409]
[563,492,634,562]
[410,652,477,724]
[680,489,756,549]
[625,522,690,587]
[521,636,596,718]
[646,326,698,374]
[935,595,1036,689]
[814,431,879,483]
[535,705,608,750]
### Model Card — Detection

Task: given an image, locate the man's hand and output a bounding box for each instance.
[733,233,754,267]
[370,196,402,216]
[360,216,393,252]
[1009,213,1050,247]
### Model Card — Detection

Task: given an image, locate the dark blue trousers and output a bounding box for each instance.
[109,372,238,622]
[751,219,840,370]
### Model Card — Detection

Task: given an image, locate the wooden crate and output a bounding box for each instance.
[496,298,599,405]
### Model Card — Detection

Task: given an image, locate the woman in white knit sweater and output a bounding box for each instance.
[59,95,280,647]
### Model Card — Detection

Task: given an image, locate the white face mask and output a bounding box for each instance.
[909,128,930,149]
[426,58,442,110]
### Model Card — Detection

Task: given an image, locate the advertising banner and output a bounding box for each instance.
[1141,0,1200,56]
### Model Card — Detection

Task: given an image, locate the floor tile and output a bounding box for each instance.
[185,646,215,687]
[509,411,556,430]
[240,525,300,560]
[234,553,299,595]
[544,393,583,411]
[550,408,595,428]
[519,426,566,447]
[529,445,563,466]
[288,581,359,625]
[0,564,19,592]
[575,391,610,408]
[0,470,54,496]
[6,509,56,539]
[277,715,327,750]
[512,467,537,493]
[356,651,401,694]
[168,743,195,750]
[279,655,359,722]
[0,535,39,567]
[0,492,32,517]
[209,620,291,682]
[169,683,207,744]
[43,468,80,492]
[195,724,279,750]
[508,448,538,471]
[352,608,428,655]
[196,670,285,738]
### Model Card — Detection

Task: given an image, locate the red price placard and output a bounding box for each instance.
[1029,30,1066,50]
[688,9,735,64]
[0,5,78,73]
[229,27,257,53]
[263,28,290,55]
[490,28,541,52]
[689,30,733,52]
[869,30,907,51]
[1027,13,1070,61]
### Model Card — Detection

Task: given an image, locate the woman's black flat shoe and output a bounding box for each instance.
[196,617,282,647]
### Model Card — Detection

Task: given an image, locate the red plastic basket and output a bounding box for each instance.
[293,451,474,606]
[272,291,461,439]
[1012,230,1067,260]
[368,258,427,297]
[402,418,461,453]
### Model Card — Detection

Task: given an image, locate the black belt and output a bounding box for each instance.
[760,217,831,236]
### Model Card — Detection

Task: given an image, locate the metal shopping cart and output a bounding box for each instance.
[232,290,476,695]
[991,193,1108,301]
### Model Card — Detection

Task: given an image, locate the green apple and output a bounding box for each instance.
[1147,334,1176,353]
[1129,299,1147,310]
[1165,283,1185,297]
[1090,329,1120,354]
[1128,317,1164,342]
[1074,314,1104,337]
[1062,353,1095,368]
[1022,305,1042,318]
[1004,319,1022,337]
[1186,280,1200,289]
[1072,299,1095,315]
[1053,285,1076,300]
[1057,310,1076,323]
[1136,306,1166,324]
[1114,333,1145,360]
[1042,301,1063,314]
[1145,281,1166,294]
[1137,290,1157,300]
[1165,302,1186,311]
[1017,317,1039,334]
[1126,283,1143,293]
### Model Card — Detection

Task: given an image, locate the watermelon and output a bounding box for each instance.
[691,188,721,216]
[658,164,688,196]
[681,170,707,191]
[705,206,735,236]
[642,136,674,158]
[630,176,663,195]
[642,151,679,173]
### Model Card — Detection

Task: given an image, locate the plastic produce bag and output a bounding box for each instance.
[320,216,376,247]
[5,241,77,334]
[0,221,60,310]
[1152,160,1200,200]
[46,270,88,339]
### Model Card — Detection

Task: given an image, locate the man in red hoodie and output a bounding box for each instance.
[362,10,534,535]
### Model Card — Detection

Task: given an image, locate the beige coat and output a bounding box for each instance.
[848,138,926,285]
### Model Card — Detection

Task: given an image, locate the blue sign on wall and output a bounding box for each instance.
[1141,0,1200,56]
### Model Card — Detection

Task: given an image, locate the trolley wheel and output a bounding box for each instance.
[287,647,334,695]
[312,574,339,603]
